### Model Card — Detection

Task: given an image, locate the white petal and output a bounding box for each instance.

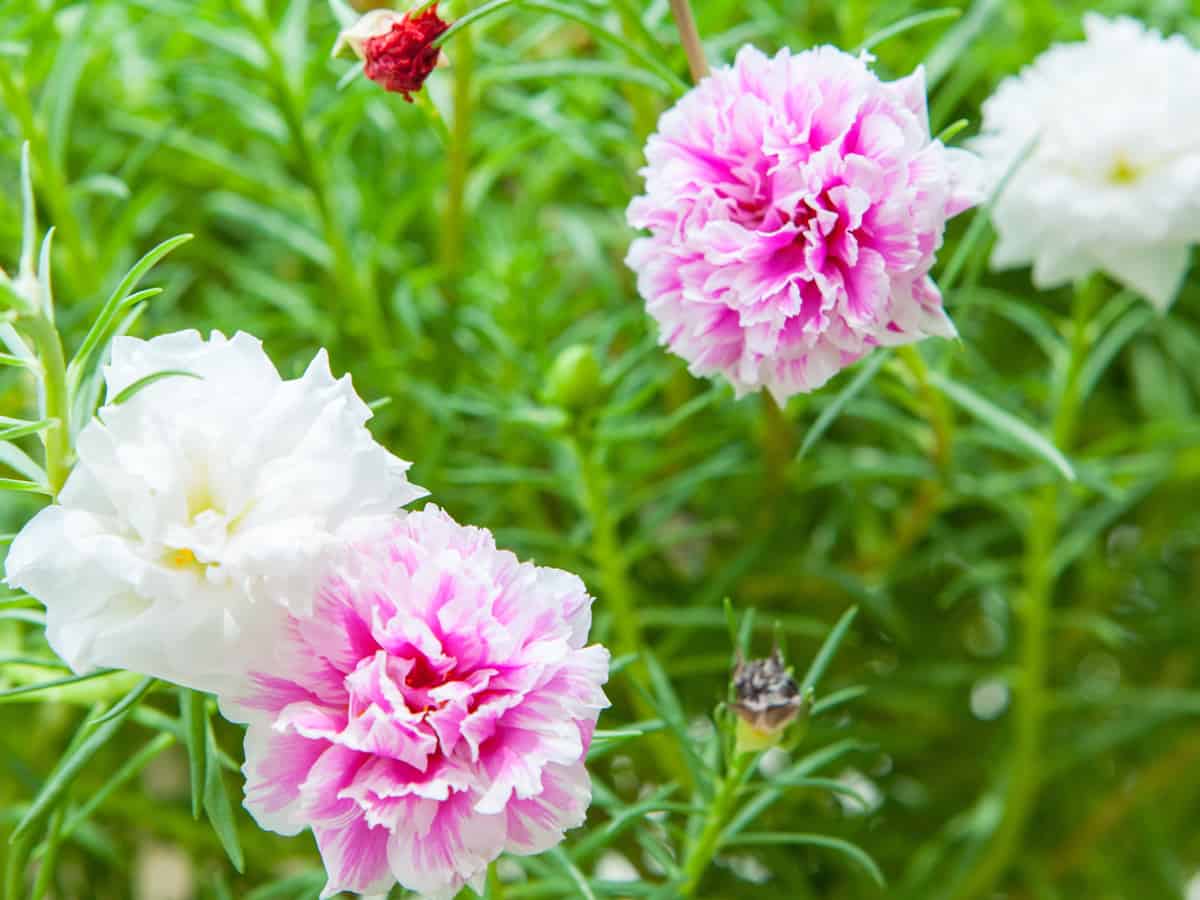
[1098,244,1191,311]
[1030,244,1092,291]
[333,9,404,60]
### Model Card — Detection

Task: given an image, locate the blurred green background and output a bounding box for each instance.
[2,0,1199,897]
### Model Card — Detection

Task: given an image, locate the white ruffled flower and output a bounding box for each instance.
[971,14,1200,309]
[4,330,426,694]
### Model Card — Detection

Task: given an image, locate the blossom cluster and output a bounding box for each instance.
[6,331,610,899]
[624,17,1197,400]
[7,7,1197,898]
[330,9,1196,400]
[7,331,425,694]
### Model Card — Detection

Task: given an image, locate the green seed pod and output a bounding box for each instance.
[541,344,603,411]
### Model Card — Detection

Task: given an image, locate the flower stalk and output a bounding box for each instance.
[682,648,806,893]
[23,313,71,496]
[952,278,1103,900]
[668,0,710,82]
[863,346,954,572]
[611,0,676,136]
[574,439,640,659]
[7,147,72,496]
[28,808,65,900]
[760,393,793,513]
[898,346,953,471]
[4,830,35,900]
[238,3,389,357]
[680,748,756,895]
[440,0,475,296]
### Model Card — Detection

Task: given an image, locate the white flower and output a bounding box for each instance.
[4,330,426,694]
[971,14,1200,309]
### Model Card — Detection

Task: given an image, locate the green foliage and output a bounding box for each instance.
[1,0,1199,898]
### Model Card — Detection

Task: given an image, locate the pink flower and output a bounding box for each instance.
[221,506,610,899]
[626,45,982,401]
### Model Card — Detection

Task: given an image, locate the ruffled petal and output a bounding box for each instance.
[625,43,978,401]
[235,506,609,898]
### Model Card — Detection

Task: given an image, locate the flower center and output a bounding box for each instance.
[1108,156,1141,185]
[187,481,220,519]
[164,547,200,570]
[403,654,443,692]
[161,478,241,575]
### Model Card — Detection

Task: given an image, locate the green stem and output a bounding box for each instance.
[680,750,755,895]
[571,433,689,785]
[952,481,1055,899]
[610,0,673,138]
[761,392,793,470]
[441,1,475,295]
[898,346,952,471]
[29,809,64,900]
[24,314,71,495]
[759,392,792,514]
[865,347,953,572]
[241,6,388,356]
[3,829,34,900]
[60,733,176,842]
[574,438,639,659]
[1052,279,1104,449]
[951,279,1103,900]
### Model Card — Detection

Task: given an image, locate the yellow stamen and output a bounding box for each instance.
[1109,157,1140,185]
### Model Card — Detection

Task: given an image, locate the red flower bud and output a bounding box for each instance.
[335,5,451,102]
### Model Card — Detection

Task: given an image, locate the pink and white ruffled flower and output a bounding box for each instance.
[626,45,981,401]
[222,506,610,899]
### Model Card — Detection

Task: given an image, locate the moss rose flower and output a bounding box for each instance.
[4,330,424,694]
[335,4,450,101]
[627,45,981,401]
[971,15,1200,309]
[221,506,610,899]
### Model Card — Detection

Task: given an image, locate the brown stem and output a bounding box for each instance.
[668,0,709,82]
[1051,730,1200,878]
